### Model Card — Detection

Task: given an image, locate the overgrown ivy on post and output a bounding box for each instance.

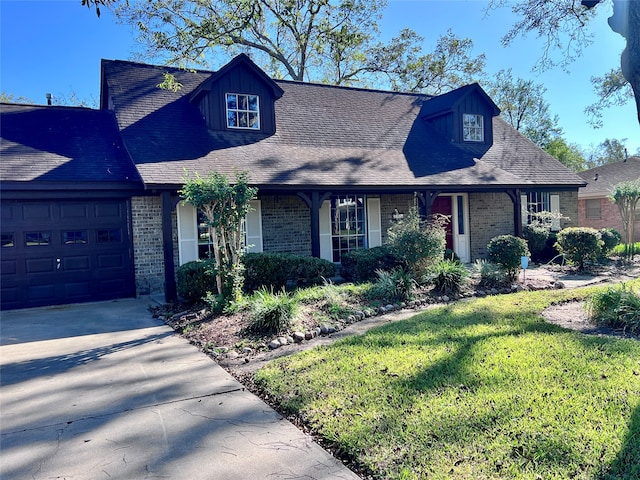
[179,171,258,301]
[610,180,640,260]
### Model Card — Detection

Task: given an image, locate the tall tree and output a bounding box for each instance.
[115,0,485,91]
[595,138,629,165]
[486,68,562,146]
[487,0,640,123]
[543,137,587,171]
[610,180,640,259]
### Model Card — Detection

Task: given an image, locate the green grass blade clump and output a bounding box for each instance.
[246,287,298,335]
[255,285,640,480]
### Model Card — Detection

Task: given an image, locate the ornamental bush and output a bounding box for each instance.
[428,259,469,294]
[523,224,549,262]
[246,287,299,335]
[340,245,403,282]
[599,228,622,254]
[243,252,335,292]
[555,227,603,270]
[176,259,218,301]
[487,235,530,279]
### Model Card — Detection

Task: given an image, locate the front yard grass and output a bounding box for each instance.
[255,281,640,480]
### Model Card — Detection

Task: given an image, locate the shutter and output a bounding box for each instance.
[177,202,198,265]
[521,194,528,228]
[245,199,263,253]
[319,199,333,261]
[550,194,561,231]
[367,197,382,248]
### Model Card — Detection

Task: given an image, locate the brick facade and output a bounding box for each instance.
[261,195,311,256]
[469,192,514,260]
[380,194,416,244]
[578,196,640,242]
[131,196,165,295]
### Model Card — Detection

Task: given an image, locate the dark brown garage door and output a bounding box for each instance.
[1,199,135,310]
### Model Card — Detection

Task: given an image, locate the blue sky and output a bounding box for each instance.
[1,0,638,155]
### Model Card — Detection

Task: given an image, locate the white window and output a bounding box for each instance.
[521,192,561,231]
[586,199,601,219]
[226,93,260,129]
[330,195,366,262]
[463,113,484,142]
[176,201,262,265]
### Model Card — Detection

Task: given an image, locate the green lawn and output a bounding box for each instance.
[255,283,640,480]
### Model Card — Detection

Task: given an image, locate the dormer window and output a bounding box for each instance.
[226,93,260,130]
[462,113,484,142]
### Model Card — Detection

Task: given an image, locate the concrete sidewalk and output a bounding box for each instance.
[0,298,360,480]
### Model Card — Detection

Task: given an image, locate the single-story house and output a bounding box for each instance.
[577,157,640,241]
[1,54,585,310]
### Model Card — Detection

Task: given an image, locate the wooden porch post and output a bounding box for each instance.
[298,191,331,258]
[506,189,523,237]
[161,191,177,302]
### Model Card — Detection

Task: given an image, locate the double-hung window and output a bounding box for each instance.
[462,113,484,142]
[521,191,561,231]
[226,93,260,130]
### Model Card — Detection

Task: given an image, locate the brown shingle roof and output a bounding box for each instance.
[0,103,140,187]
[578,157,640,197]
[101,59,586,191]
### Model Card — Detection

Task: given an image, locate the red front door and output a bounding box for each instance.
[431,196,453,251]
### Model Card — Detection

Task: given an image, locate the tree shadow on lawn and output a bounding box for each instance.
[270,298,640,478]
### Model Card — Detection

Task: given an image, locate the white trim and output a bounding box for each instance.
[245,199,263,253]
[319,200,333,261]
[521,193,529,229]
[452,194,470,263]
[177,202,198,265]
[550,194,561,231]
[366,197,382,248]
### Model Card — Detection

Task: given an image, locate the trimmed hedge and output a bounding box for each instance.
[176,259,218,301]
[340,245,404,282]
[599,228,622,254]
[555,227,603,270]
[243,252,335,292]
[487,235,530,279]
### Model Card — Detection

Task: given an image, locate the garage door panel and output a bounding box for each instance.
[23,203,52,219]
[1,199,135,310]
[1,259,17,275]
[97,253,124,269]
[61,203,89,219]
[64,256,91,271]
[27,284,56,301]
[26,258,55,274]
[65,282,92,297]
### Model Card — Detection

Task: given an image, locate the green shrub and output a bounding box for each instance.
[428,259,468,294]
[291,256,336,286]
[472,259,509,287]
[587,284,640,335]
[369,268,416,303]
[555,227,603,270]
[612,242,640,257]
[443,248,460,262]
[243,252,335,292]
[176,259,218,301]
[246,288,299,335]
[386,209,447,278]
[599,228,622,254]
[487,235,530,279]
[523,224,549,262]
[340,245,403,282]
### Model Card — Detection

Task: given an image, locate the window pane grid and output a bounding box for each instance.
[226,93,260,130]
[463,113,484,142]
[331,195,366,262]
[526,192,551,225]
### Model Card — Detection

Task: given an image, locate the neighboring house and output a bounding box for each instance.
[1,54,585,309]
[577,157,640,241]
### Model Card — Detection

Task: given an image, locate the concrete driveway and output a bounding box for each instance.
[0,298,360,480]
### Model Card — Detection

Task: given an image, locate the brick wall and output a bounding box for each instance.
[261,195,312,256]
[380,194,416,244]
[131,196,165,295]
[559,191,579,230]
[469,192,514,260]
[578,196,640,241]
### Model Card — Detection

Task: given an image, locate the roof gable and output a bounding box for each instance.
[420,83,500,120]
[190,53,284,104]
